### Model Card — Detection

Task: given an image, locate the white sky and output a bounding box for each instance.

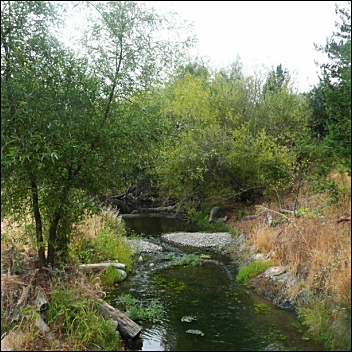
[143,1,349,92]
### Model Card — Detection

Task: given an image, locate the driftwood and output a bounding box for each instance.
[78,262,126,271]
[78,263,127,281]
[99,300,142,340]
[134,205,175,213]
[242,215,257,220]
[122,213,187,220]
[12,269,38,323]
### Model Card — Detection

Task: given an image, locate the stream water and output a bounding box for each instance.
[105,216,325,351]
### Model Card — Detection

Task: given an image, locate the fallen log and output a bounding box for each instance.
[78,263,127,281]
[78,262,126,271]
[122,213,187,220]
[135,205,175,213]
[12,269,38,323]
[99,300,142,340]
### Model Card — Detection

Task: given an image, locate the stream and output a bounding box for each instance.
[105,215,325,351]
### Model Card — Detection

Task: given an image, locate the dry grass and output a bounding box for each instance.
[247,171,351,306]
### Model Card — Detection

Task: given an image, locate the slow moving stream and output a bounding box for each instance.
[106,216,325,351]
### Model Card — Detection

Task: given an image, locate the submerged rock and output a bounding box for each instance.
[186,329,204,336]
[181,316,197,323]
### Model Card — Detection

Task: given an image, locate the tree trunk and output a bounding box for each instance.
[47,211,61,268]
[30,179,46,269]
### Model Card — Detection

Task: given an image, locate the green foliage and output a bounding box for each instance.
[190,207,229,232]
[100,264,125,288]
[117,294,164,323]
[1,308,14,337]
[254,303,272,314]
[47,286,121,350]
[175,253,202,267]
[154,66,309,205]
[70,217,133,272]
[297,298,351,351]
[310,2,351,172]
[1,0,194,268]
[236,260,272,284]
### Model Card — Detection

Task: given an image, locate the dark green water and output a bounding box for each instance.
[106,217,325,351]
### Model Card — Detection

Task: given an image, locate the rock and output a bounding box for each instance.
[181,316,197,323]
[209,206,227,223]
[264,266,288,278]
[186,329,204,336]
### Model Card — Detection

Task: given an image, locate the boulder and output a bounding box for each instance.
[209,206,228,223]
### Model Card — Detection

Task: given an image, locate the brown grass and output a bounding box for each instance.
[247,170,351,305]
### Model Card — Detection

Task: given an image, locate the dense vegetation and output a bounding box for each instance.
[1,1,350,351]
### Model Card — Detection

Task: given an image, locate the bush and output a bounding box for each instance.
[70,214,133,273]
[236,260,272,284]
[47,286,121,350]
[297,298,351,351]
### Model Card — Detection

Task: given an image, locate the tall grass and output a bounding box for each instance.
[247,171,351,350]
[70,209,134,273]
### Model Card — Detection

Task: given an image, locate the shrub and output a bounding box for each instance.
[47,286,121,351]
[70,213,133,272]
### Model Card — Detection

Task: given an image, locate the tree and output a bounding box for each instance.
[311,1,351,171]
[1,1,194,269]
[262,64,289,97]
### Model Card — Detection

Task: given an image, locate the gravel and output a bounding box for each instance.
[125,232,234,254]
[161,232,233,251]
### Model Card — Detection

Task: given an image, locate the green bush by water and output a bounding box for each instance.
[100,264,125,287]
[47,286,121,350]
[175,253,202,266]
[70,220,133,273]
[297,297,351,351]
[117,293,164,323]
[236,260,272,284]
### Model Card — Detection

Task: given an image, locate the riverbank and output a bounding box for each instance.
[123,171,351,351]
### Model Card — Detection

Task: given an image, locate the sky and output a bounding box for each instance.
[142,1,349,92]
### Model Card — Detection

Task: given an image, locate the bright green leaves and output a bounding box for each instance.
[154,63,308,204]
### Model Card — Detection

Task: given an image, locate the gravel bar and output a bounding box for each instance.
[161,232,233,250]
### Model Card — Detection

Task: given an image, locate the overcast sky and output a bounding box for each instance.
[143,1,349,92]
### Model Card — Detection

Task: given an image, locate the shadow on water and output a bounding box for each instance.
[106,215,326,351]
[122,215,200,236]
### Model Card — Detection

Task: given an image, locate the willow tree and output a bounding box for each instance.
[1,1,194,269]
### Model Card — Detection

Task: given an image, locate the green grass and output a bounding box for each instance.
[100,264,125,287]
[236,260,272,284]
[70,220,134,273]
[117,294,165,323]
[175,253,202,266]
[254,303,272,314]
[47,286,121,351]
